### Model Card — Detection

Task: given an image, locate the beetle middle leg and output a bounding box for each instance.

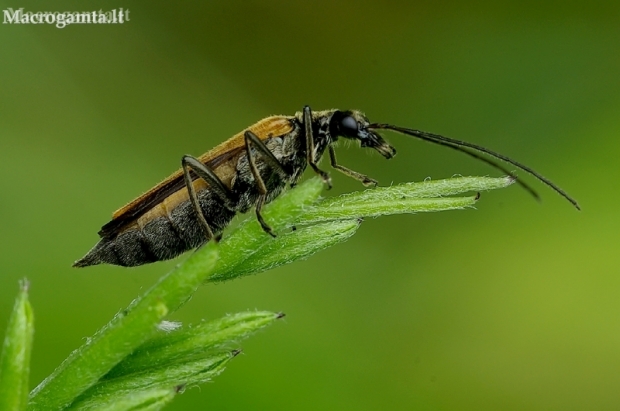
[182,155,237,241]
[244,130,292,237]
[328,145,378,187]
[303,105,332,188]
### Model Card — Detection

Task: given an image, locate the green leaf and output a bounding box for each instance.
[28,175,514,410]
[297,176,514,224]
[212,219,361,281]
[106,311,283,378]
[0,280,34,411]
[211,176,324,278]
[29,179,325,411]
[68,351,235,410]
[67,387,175,411]
[210,176,514,282]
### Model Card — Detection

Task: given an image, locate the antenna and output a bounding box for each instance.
[368,123,580,210]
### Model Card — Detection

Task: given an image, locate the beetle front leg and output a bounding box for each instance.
[328,145,378,187]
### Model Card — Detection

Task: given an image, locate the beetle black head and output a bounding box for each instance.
[330,110,396,159]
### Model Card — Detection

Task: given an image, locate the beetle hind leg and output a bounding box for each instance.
[181,155,237,241]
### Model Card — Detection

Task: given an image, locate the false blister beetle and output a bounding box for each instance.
[74,106,578,267]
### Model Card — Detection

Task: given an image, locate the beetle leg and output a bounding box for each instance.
[181,155,237,241]
[303,105,332,188]
[328,145,378,187]
[243,130,291,237]
[244,131,293,177]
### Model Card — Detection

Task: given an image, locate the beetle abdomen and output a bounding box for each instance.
[73,190,237,267]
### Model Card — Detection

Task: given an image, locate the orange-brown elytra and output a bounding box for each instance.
[74,106,579,267]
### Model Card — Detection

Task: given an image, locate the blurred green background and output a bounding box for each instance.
[1,1,619,410]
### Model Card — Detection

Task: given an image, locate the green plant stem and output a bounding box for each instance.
[28,243,219,411]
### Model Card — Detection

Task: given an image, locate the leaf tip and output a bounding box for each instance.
[18,278,30,293]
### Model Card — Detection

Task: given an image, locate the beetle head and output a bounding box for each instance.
[330,110,396,159]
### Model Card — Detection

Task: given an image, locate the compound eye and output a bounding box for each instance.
[340,116,358,137]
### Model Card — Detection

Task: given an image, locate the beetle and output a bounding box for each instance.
[73,106,579,267]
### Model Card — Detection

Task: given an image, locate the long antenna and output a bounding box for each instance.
[368,123,580,210]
